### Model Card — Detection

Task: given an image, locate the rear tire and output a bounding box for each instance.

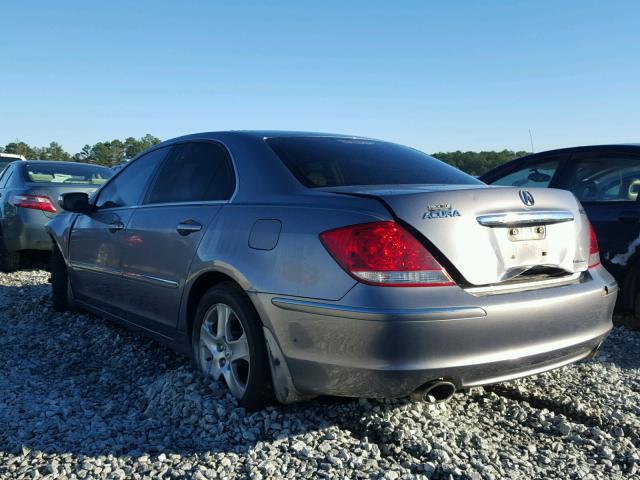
[0,230,20,272]
[51,245,76,312]
[0,248,20,272]
[191,282,274,410]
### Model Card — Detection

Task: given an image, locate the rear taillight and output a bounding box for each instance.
[588,223,600,268]
[12,194,57,213]
[320,221,454,286]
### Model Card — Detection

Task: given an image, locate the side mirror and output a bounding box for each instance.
[59,192,91,213]
[528,170,551,183]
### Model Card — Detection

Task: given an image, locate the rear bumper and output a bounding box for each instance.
[1,211,52,252]
[253,266,617,400]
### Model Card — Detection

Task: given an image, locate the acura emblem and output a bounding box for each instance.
[519,190,535,206]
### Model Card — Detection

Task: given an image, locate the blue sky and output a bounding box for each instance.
[1,1,639,154]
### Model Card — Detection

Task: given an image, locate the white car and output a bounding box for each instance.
[0,153,26,172]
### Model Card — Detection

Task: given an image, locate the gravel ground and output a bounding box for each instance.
[1,269,639,480]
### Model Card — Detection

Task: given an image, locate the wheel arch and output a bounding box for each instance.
[182,268,258,345]
[182,267,307,404]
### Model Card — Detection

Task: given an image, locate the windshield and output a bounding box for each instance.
[266,137,480,188]
[24,163,113,185]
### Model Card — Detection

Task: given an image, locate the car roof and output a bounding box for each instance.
[154,130,378,147]
[479,143,640,181]
[519,143,640,160]
[23,160,110,168]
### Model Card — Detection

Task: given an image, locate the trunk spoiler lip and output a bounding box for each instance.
[476,210,574,228]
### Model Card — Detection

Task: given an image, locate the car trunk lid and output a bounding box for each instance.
[24,184,100,219]
[321,184,590,286]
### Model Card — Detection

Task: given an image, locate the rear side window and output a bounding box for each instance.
[266,137,480,187]
[491,159,559,188]
[24,163,112,185]
[567,154,640,202]
[96,147,170,209]
[0,166,14,188]
[145,141,235,204]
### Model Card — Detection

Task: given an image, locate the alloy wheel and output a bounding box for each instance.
[199,303,251,398]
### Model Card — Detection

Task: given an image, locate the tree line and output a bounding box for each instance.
[431,149,529,176]
[1,136,529,174]
[0,134,161,167]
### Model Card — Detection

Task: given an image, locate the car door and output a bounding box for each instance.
[116,140,236,335]
[68,147,170,312]
[555,151,640,288]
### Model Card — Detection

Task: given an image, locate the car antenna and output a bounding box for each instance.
[529,129,535,153]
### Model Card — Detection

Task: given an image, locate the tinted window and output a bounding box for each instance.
[145,142,235,204]
[266,137,480,187]
[491,160,559,188]
[567,155,640,202]
[0,166,13,188]
[24,163,112,185]
[96,148,169,209]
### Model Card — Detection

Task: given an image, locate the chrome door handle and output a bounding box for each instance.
[108,221,124,233]
[176,220,202,236]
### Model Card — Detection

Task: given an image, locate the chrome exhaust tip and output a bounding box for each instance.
[411,380,457,404]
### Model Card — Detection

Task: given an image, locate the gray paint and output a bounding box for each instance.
[46,131,617,402]
[249,219,282,251]
[0,161,109,253]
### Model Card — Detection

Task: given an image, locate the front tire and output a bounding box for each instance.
[51,245,76,312]
[629,289,640,329]
[191,282,274,410]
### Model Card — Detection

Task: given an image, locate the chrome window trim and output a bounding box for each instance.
[476,210,574,227]
[136,199,231,209]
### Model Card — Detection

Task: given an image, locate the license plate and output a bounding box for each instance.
[508,225,546,242]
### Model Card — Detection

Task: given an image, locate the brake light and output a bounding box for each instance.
[12,194,57,213]
[588,223,600,268]
[320,221,454,286]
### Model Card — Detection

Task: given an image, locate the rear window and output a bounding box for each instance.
[24,163,112,185]
[266,137,480,187]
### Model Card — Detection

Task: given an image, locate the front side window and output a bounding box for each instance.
[95,147,169,209]
[145,141,235,204]
[491,160,559,188]
[266,137,480,187]
[567,155,640,202]
[24,163,112,185]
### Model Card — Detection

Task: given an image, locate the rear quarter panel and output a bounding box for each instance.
[181,197,392,331]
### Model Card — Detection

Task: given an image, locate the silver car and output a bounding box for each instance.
[46,131,617,409]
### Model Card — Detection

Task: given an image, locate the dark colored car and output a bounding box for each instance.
[0,153,26,172]
[0,160,112,271]
[480,144,640,322]
[46,132,616,409]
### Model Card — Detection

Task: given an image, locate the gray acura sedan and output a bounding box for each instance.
[47,131,617,409]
